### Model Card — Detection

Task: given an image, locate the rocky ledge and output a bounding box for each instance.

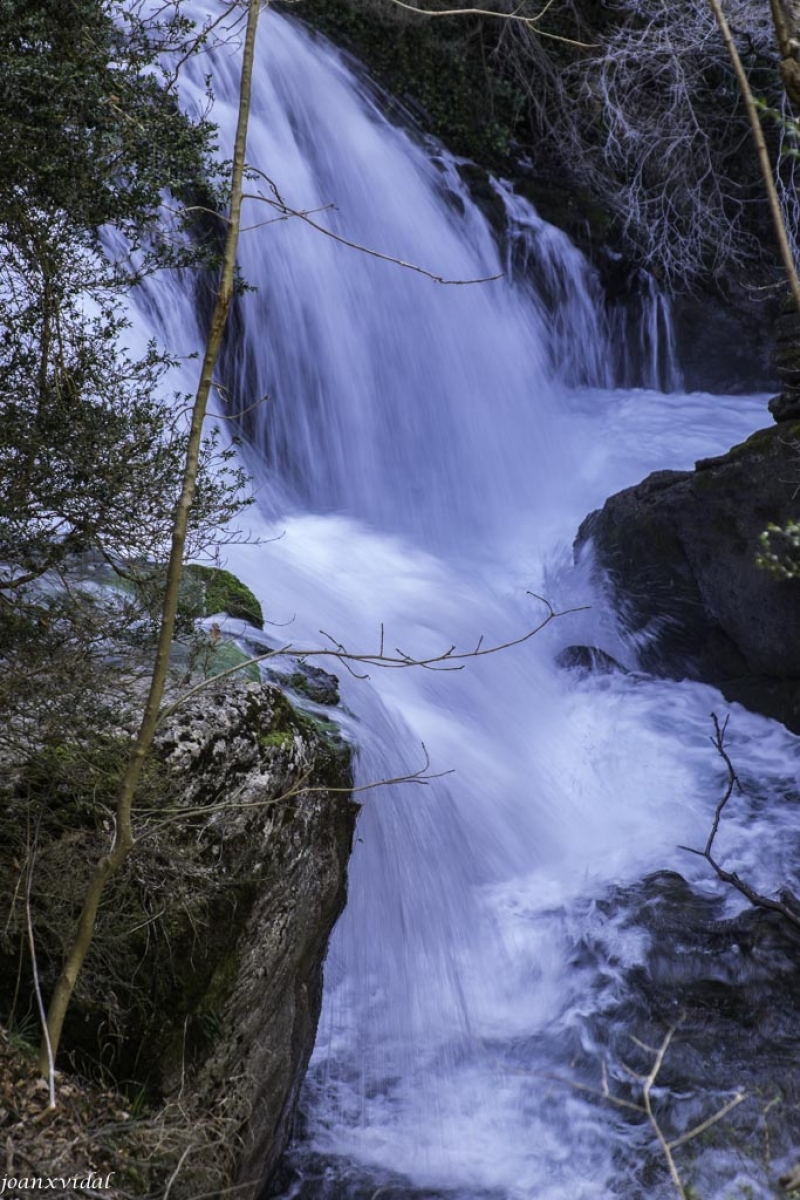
[0,678,356,1199]
[575,422,800,732]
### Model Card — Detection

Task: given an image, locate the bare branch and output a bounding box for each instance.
[388,0,599,47]
[533,1023,746,1198]
[25,829,56,1109]
[137,744,451,839]
[667,1091,745,1151]
[157,596,589,724]
[681,713,800,930]
[240,172,503,284]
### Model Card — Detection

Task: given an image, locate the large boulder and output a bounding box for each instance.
[575,423,800,731]
[0,679,356,1198]
[154,680,357,1196]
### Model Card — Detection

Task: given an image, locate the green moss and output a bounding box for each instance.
[249,686,351,787]
[258,728,296,751]
[695,424,791,471]
[199,637,261,682]
[185,564,264,628]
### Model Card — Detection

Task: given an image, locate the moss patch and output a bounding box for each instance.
[696,423,800,471]
[185,564,264,628]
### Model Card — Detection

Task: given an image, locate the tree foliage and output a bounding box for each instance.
[0,0,248,701]
[0,0,215,250]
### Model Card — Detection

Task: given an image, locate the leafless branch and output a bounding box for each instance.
[388,0,599,47]
[137,744,450,839]
[532,1022,745,1199]
[680,713,800,930]
[240,169,503,284]
[157,595,588,723]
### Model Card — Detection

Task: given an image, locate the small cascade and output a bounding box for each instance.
[607,269,684,392]
[493,178,614,388]
[494,181,683,392]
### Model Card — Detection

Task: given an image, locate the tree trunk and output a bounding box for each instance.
[706,0,800,317]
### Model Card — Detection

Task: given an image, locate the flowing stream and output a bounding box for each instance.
[133,10,800,1198]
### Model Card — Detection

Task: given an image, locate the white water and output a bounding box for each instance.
[135,10,799,1198]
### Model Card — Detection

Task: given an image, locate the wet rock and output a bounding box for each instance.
[769,390,800,422]
[575,424,800,732]
[555,644,629,675]
[574,870,800,1183]
[672,286,778,395]
[769,302,800,422]
[284,664,341,707]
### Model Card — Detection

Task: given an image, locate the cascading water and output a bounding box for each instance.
[134,9,798,1198]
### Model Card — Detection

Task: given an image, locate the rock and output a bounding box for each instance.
[153,681,357,1197]
[672,286,778,395]
[184,563,265,628]
[768,300,800,422]
[769,390,800,422]
[555,644,629,675]
[0,680,356,1200]
[575,424,800,731]
[284,664,341,707]
[583,871,800,1155]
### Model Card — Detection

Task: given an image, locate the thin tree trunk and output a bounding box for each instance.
[40,0,264,1076]
[706,0,800,316]
[769,0,792,59]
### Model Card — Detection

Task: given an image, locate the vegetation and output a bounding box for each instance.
[294,0,792,289]
[35,0,263,1076]
[758,517,800,578]
[0,0,267,1092]
[0,0,247,760]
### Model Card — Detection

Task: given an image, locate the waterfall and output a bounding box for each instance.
[133,9,796,1199]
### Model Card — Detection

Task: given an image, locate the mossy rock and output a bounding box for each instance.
[285,665,341,706]
[195,636,262,682]
[185,565,264,629]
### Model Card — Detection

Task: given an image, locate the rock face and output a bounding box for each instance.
[153,680,357,1197]
[575,423,800,732]
[770,303,800,422]
[0,678,356,1198]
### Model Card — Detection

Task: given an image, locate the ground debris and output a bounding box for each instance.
[0,1024,229,1198]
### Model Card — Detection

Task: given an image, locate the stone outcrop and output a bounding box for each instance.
[0,677,356,1198]
[153,679,357,1197]
[575,423,800,732]
[769,302,800,422]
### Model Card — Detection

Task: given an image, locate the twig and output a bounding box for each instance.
[136,745,451,837]
[667,1091,745,1151]
[157,596,588,723]
[240,189,503,285]
[164,1143,194,1200]
[25,827,56,1109]
[680,713,800,930]
[640,1024,685,1198]
[536,1024,746,1200]
[389,0,599,46]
